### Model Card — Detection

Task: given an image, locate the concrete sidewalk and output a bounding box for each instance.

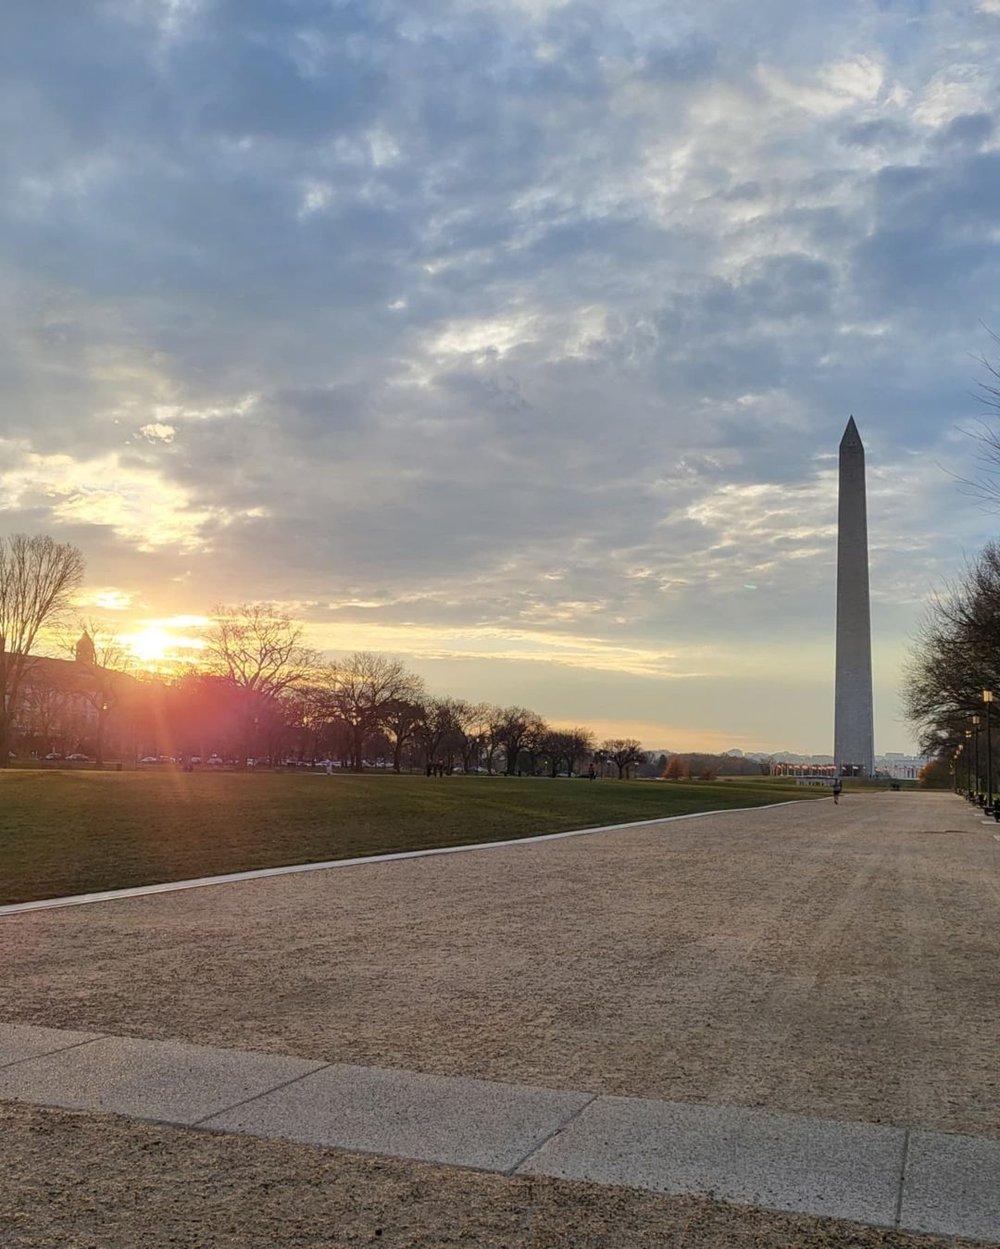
[2,1021,997,1243]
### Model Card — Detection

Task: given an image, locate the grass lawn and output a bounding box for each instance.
[0,769,825,905]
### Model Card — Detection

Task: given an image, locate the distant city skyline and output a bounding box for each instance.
[5,2,1000,755]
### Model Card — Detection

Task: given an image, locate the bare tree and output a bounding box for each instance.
[495,705,545,775]
[539,727,595,777]
[17,674,74,756]
[203,603,321,761]
[204,603,320,698]
[481,704,505,774]
[382,692,427,772]
[334,651,423,772]
[600,737,646,779]
[519,716,550,775]
[903,542,1000,767]
[282,666,340,761]
[0,534,85,765]
[954,328,1000,507]
[453,701,492,774]
[417,697,462,772]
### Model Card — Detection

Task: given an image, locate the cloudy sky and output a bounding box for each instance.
[4,0,1000,755]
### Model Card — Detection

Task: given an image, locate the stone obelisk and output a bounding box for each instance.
[834,416,875,776]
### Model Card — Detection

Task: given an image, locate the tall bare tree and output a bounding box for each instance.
[333,651,423,772]
[958,328,1000,505]
[17,675,74,756]
[204,603,320,697]
[203,603,321,761]
[600,737,646,779]
[481,704,505,774]
[563,727,596,777]
[0,534,85,765]
[494,705,545,775]
[418,697,464,772]
[539,726,595,777]
[382,692,427,772]
[453,701,493,774]
[904,542,1000,764]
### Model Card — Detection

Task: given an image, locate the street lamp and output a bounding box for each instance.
[965,729,973,797]
[973,715,982,802]
[984,690,995,812]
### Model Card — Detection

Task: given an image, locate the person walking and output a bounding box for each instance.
[832,776,842,805]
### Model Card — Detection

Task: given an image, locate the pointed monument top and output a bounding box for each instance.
[840,415,863,453]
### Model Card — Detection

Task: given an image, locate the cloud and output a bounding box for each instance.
[0,441,265,553]
[3,0,1000,752]
[139,422,176,443]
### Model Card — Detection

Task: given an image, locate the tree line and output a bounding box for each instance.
[904,541,1000,791]
[0,533,652,776]
[905,341,1000,791]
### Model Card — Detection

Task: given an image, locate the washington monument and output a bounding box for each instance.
[834,416,875,776]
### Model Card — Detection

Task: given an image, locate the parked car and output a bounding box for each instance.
[44,752,63,761]
[139,756,159,764]
[66,753,90,761]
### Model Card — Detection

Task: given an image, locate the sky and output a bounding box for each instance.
[3,0,1000,755]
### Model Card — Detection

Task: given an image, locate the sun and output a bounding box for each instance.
[126,626,176,664]
[119,619,209,671]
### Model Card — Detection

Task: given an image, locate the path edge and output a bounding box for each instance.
[0,799,812,917]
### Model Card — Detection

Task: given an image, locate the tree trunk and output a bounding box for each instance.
[94,707,107,768]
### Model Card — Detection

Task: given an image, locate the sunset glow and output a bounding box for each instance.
[120,622,208,669]
[126,627,175,663]
[7,1,1000,753]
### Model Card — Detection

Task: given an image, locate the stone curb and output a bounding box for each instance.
[1,1022,996,1241]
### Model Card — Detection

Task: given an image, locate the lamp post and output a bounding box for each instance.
[984,690,994,812]
[973,715,982,802]
[965,729,973,798]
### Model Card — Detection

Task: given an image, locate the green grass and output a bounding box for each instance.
[0,770,824,906]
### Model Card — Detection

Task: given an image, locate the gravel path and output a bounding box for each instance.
[2,792,998,1138]
[0,1101,984,1249]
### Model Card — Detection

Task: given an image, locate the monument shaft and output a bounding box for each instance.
[834,417,874,776]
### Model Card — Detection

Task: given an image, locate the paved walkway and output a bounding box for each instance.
[4,793,999,1243]
[4,792,998,1140]
[2,1020,997,1241]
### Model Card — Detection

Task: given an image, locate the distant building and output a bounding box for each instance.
[10,635,137,760]
[769,753,929,780]
[768,760,838,777]
[877,754,929,781]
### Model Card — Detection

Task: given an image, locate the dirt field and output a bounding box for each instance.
[3,792,998,1139]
